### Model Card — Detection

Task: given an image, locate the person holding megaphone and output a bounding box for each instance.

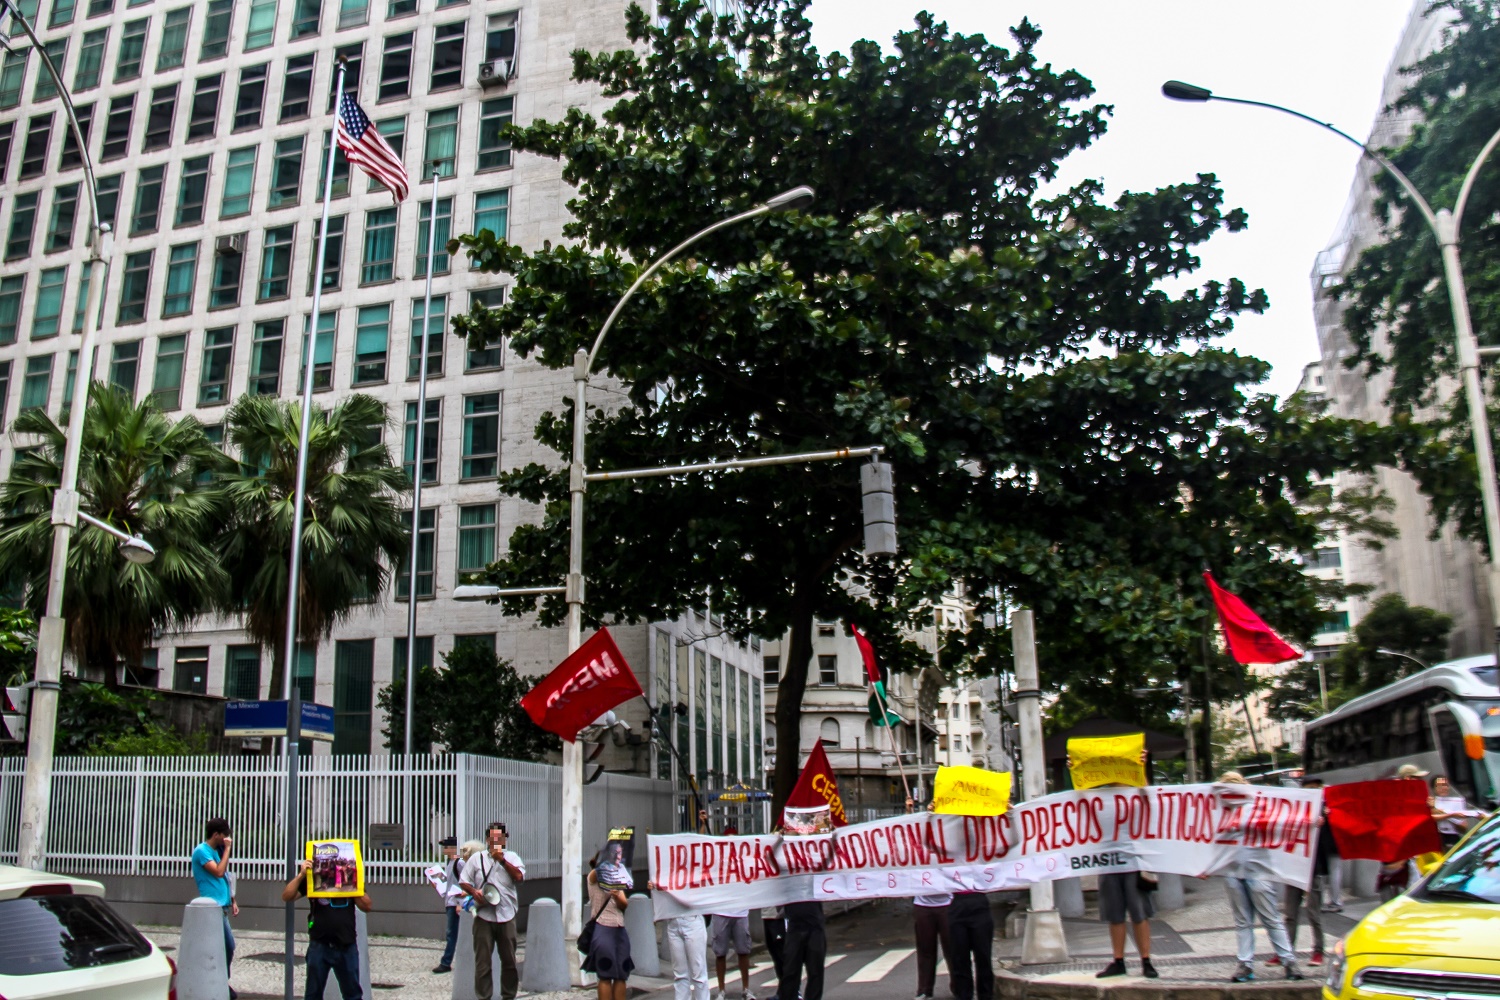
[459,821,526,1000]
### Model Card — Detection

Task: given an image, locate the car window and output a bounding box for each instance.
[0,894,153,975]
[1415,816,1500,905]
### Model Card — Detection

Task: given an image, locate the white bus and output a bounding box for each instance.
[1302,654,1500,808]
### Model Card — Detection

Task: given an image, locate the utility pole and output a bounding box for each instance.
[1013,609,1067,964]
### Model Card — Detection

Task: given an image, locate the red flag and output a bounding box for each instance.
[1203,571,1300,664]
[781,742,848,827]
[520,628,644,741]
[849,623,881,685]
[1324,779,1442,862]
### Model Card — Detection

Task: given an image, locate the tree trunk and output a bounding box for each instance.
[771,586,816,823]
[1200,623,1214,778]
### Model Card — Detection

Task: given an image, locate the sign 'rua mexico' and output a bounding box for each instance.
[649,782,1322,917]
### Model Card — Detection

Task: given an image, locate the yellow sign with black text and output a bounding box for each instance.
[931,765,1012,816]
[1067,733,1146,789]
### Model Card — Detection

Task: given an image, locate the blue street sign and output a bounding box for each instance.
[225,700,336,742]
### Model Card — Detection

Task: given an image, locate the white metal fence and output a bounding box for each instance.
[0,754,676,883]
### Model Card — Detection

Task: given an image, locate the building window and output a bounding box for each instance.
[87,0,114,16]
[117,250,152,324]
[1305,546,1342,571]
[371,117,404,192]
[161,243,197,318]
[388,0,414,16]
[33,39,67,103]
[186,74,221,141]
[224,645,260,700]
[221,147,256,218]
[292,645,315,705]
[209,241,243,309]
[1316,611,1351,637]
[46,183,78,252]
[74,27,106,90]
[423,107,457,179]
[379,32,412,101]
[57,102,93,169]
[32,267,65,341]
[100,95,133,160]
[151,333,186,409]
[70,270,90,334]
[20,356,52,411]
[455,633,495,654]
[0,276,22,345]
[115,18,147,82]
[466,289,505,370]
[461,393,499,479]
[176,156,210,227]
[395,508,435,599]
[818,654,837,686]
[20,114,52,178]
[173,646,209,695]
[245,0,276,49]
[472,188,508,249]
[337,0,368,29]
[763,656,779,687]
[317,130,351,200]
[402,398,438,484]
[353,303,388,384]
[0,50,27,110]
[308,215,345,293]
[430,21,464,91]
[391,636,432,689]
[415,197,451,276]
[110,341,140,397]
[477,98,513,172]
[485,12,516,63]
[250,318,283,395]
[292,0,321,38]
[200,0,232,60]
[130,164,165,235]
[234,64,267,131]
[332,639,373,755]
[96,174,121,229]
[142,85,177,151]
[0,121,11,181]
[156,7,191,71]
[61,350,78,407]
[198,326,233,404]
[300,311,335,391]
[281,54,315,121]
[0,359,9,425]
[259,225,294,300]
[819,717,839,746]
[5,192,38,259]
[49,0,76,28]
[455,504,496,583]
[408,295,444,378]
[361,208,396,283]
[269,136,304,209]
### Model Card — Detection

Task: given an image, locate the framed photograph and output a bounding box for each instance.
[305,839,365,898]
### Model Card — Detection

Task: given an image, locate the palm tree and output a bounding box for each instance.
[219,393,409,702]
[0,383,230,685]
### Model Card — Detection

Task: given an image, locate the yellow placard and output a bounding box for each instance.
[931,765,1012,816]
[1068,733,1146,789]
[305,839,365,898]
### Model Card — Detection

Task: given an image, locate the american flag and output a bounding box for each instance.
[335,92,409,202]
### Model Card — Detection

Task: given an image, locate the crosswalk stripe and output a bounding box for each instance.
[935,959,948,977]
[846,949,916,983]
[754,954,846,984]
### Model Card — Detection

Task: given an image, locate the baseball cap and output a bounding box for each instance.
[439,836,458,847]
[1395,763,1429,779]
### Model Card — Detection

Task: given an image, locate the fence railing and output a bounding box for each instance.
[0,754,676,883]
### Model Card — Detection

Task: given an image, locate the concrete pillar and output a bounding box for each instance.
[1155,872,1185,912]
[452,907,483,1000]
[1349,859,1379,899]
[321,907,373,1000]
[520,898,571,993]
[1013,609,1068,965]
[1054,878,1085,918]
[178,897,229,1000]
[624,893,660,977]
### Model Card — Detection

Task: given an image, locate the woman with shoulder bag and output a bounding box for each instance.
[585,853,634,1000]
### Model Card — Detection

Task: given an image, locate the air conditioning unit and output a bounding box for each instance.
[478,58,512,88]
[215,234,244,255]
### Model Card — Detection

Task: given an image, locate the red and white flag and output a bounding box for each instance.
[520,628,644,741]
[335,92,409,202]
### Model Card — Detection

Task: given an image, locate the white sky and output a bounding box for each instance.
[805,0,1418,399]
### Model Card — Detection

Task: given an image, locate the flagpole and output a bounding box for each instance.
[280,54,345,1000]
[871,681,911,802]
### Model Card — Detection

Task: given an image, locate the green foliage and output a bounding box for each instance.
[53,679,156,755]
[92,725,211,756]
[0,607,36,686]
[377,643,559,761]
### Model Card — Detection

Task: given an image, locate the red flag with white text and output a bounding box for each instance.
[520,628,644,741]
[781,741,848,828]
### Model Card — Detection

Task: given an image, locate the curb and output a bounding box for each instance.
[995,968,1324,1000]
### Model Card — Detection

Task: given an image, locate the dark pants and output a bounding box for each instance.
[948,895,993,1000]
[763,917,786,983]
[1284,876,1325,953]
[914,904,953,997]
[778,918,826,1000]
[307,940,362,1000]
[474,917,518,1000]
[440,906,459,967]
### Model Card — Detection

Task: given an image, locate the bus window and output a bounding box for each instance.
[1430,706,1482,804]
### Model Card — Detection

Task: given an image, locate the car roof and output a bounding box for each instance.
[0,865,104,900]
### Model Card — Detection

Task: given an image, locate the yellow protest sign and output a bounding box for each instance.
[931,765,1012,816]
[1068,733,1147,789]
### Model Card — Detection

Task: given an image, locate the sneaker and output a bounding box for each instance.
[1142,959,1159,980]
[915,994,934,1000]
[1286,964,1306,982]
[1310,952,1325,967]
[1096,959,1127,979]
[1322,902,1344,913]
[745,992,758,1000]
[1267,955,1280,966]
[432,965,453,974]
[1230,963,1255,984]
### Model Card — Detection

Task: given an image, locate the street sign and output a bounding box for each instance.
[1,686,28,742]
[225,700,336,742]
[367,823,404,850]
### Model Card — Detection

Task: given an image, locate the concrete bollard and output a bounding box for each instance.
[322,907,373,1000]
[624,893,659,977]
[178,897,229,1000]
[519,898,571,994]
[1348,858,1379,899]
[1154,872,1185,912]
[1054,878,1085,918]
[452,907,483,1000]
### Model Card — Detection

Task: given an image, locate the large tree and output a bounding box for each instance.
[0,384,229,685]
[453,0,1404,812]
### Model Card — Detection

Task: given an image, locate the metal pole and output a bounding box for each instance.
[1316,660,1328,714]
[1013,609,1067,964]
[563,348,588,983]
[283,684,301,1000]
[1182,683,1198,783]
[13,0,112,870]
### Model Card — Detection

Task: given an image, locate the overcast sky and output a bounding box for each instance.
[805,0,1419,399]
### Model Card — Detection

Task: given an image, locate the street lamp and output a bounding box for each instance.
[5,0,116,870]
[1162,80,1500,688]
[75,512,157,566]
[1376,647,1430,675]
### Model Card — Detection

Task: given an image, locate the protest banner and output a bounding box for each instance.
[932,766,1012,816]
[1325,779,1442,862]
[782,742,847,827]
[649,782,1320,917]
[1067,733,1146,789]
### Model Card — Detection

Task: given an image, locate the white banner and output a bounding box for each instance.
[648,783,1321,917]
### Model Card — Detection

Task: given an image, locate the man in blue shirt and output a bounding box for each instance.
[191,817,239,997]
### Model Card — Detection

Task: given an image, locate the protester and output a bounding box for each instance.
[1219,772,1303,983]
[947,891,994,1000]
[1430,774,1479,850]
[432,836,462,974]
[1094,872,1156,979]
[586,854,633,1000]
[778,901,826,1000]
[280,859,374,1000]
[709,906,755,1000]
[191,817,240,999]
[1281,778,1332,967]
[459,821,525,1000]
[647,878,710,1000]
[912,893,954,999]
[761,905,786,1000]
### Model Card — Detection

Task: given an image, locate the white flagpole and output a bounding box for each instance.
[282,56,346,1000]
[872,680,912,801]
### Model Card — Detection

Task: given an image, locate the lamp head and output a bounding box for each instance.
[764,185,815,213]
[453,584,500,602]
[120,535,156,565]
[1162,80,1213,102]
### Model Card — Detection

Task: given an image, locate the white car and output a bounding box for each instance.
[0,864,173,999]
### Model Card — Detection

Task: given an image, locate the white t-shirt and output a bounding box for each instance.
[460,849,526,923]
[914,893,953,908]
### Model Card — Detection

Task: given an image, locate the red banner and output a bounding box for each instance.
[782,742,848,828]
[520,628,644,741]
[1203,571,1300,665]
[1324,779,1441,862]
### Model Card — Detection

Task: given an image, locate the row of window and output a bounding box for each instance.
[652,630,763,785]
[2,1,517,111]
[760,653,844,687]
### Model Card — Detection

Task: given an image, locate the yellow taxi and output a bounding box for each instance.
[1325,813,1500,1000]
